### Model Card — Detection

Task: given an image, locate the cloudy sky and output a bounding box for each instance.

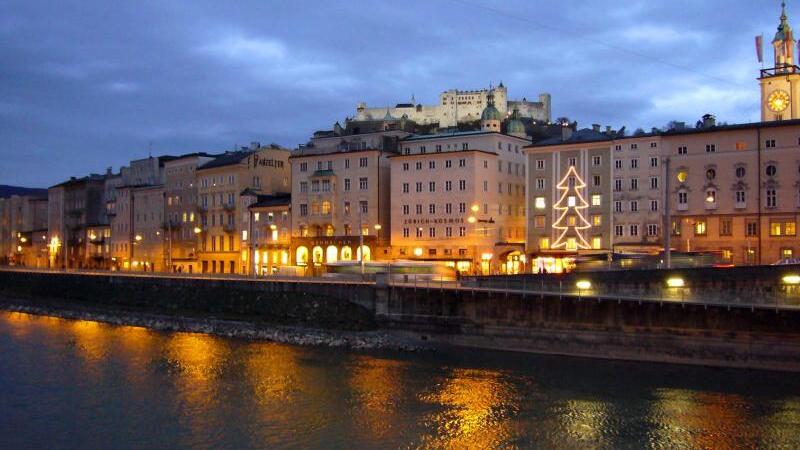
[0,0,783,187]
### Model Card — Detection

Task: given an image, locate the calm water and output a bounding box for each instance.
[1,312,800,449]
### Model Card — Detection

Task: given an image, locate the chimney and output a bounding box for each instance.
[702,114,716,128]
[561,125,574,141]
[592,124,601,132]
[250,141,261,150]
[106,167,112,176]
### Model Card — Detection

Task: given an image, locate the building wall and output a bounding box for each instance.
[131,185,165,271]
[197,147,290,274]
[665,124,800,265]
[391,132,529,274]
[526,143,613,262]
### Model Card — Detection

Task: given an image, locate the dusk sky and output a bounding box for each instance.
[0,1,782,187]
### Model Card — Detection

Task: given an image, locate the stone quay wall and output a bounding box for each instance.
[3,267,800,371]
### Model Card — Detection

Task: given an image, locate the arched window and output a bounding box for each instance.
[296,246,309,266]
[356,245,371,262]
[341,246,353,261]
[326,245,338,263]
[312,246,324,264]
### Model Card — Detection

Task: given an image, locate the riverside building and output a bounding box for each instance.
[196,143,290,274]
[390,92,531,274]
[289,118,414,272]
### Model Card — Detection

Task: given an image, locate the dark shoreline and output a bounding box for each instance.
[0,297,429,352]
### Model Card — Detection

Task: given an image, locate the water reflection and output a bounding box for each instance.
[416,368,519,449]
[648,389,756,449]
[2,311,800,449]
[348,356,407,442]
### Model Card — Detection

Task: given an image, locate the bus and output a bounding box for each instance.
[323,260,457,282]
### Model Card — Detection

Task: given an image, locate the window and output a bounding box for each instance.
[651,200,659,212]
[536,160,545,170]
[770,220,797,236]
[322,180,330,192]
[445,227,452,237]
[630,159,639,169]
[630,178,638,191]
[445,160,452,168]
[402,163,409,171]
[416,162,423,170]
[650,157,658,168]
[459,159,466,167]
[766,139,776,148]
[435,144,442,152]
[782,248,794,259]
[766,165,777,177]
[746,221,758,237]
[592,215,602,226]
[445,203,452,214]
[592,156,601,166]
[403,228,409,238]
[360,201,368,214]
[445,181,452,191]
[402,205,409,215]
[459,180,466,191]
[539,237,550,249]
[695,220,707,236]
[419,146,426,154]
[415,204,423,214]
[416,227,423,238]
[428,227,436,237]
[631,143,638,150]
[677,146,687,155]
[678,191,688,205]
[706,144,716,153]
[345,159,351,169]
[591,194,601,206]
[459,227,466,237]
[429,182,436,192]
[461,143,468,150]
[650,177,659,189]
[569,157,577,166]
[614,179,623,192]
[344,178,351,191]
[429,204,436,214]
[300,162,308,172]
[459,203,466,213]
[402,183,409,193]
[767,189,777,208]
[629,224,639,236]
[736,166,746,178]
[630,201,638,212]
[359,157,368,167]
[321,201,331,215]
[429,161,436,169]
[614,201,622,213]
[299,182,308,193]
[416,182,423,193]
[534,197,546,209]
[299,204,308,216]
[534,215,546,228]
[593,175,601,187]
[735,190,746,205]
[615,225,624,237]
[647,224,659,236]
[650,142,657,148]
[720,219,732,236]
[615,160,622,169]
[615,145,622,151]
[536,178,545,190]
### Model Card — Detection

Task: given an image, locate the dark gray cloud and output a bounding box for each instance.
[0,0,781,187]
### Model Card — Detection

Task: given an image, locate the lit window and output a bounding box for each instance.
[695,220,707,236]
[591,237,601,249]
[534,197,546,209]
[539,237,550,249]
[591,194,601,206]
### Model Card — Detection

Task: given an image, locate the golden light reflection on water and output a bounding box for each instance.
[558,398,610,446]
[348,356,408,441]
[166,332,228,383]
[69,320,110,364]
[416,368,519,449]
[648,389,756,449]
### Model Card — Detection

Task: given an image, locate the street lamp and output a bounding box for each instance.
[135,234,143,242]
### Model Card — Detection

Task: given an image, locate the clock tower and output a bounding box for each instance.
[760,2,800,121]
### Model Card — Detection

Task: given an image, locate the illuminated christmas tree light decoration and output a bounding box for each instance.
[551,165,592,250]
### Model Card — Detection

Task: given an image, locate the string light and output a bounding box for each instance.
[551,165,592,250]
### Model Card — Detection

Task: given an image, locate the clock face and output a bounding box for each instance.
[768,90,790,113]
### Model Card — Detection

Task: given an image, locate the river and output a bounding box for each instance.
[1,310,799,449]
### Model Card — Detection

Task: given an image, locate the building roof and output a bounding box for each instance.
[248,192,291,209]
[197,150,254,171]
[506,108,526,135]
[528,119,800,149]
[401,129,529,142]
[0,185,47,199]
[49,174,107,189]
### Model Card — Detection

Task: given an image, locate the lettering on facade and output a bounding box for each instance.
[248,154,284,169]
[402,218,465,225]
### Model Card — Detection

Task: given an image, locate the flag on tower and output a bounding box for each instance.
[756,34,764,63]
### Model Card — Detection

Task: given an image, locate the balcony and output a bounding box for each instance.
[760,65,800,78]
[223,223,236,233]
